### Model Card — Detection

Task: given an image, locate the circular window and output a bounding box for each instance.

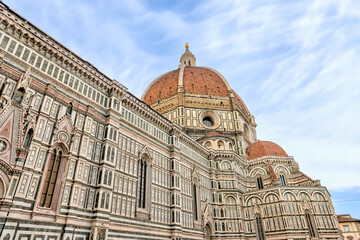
[199,111,221,129]
[203,117,213,127]
[0,140,7,152]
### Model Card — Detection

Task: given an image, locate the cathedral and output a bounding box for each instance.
[0,2,342,240]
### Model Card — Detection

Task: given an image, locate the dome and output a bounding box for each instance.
[246,140,288,160]
[141,44,256,143]
[143,66,230,105]
[142,45,250,115]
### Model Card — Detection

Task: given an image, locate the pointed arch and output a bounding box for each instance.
[136,149,152,215]
[246,196,262,207]
[204,222,214,240]
[66,102,73,115]
[192,167,200,222]
[298,191,311,201]
[312,191,326,201]
[283,191,297,201]
[249,167,267,178]
[263,193,280,203]
[274,165,290,175]
[39,143,68,210]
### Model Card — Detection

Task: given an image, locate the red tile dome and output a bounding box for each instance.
[143,66,229,105]
[246,140,288,160]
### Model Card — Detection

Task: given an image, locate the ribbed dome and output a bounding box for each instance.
[246,140,288,160]
[143,66,229,105]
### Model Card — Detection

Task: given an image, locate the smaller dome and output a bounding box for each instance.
[246,140,288,160]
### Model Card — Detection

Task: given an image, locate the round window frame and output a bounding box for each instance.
[0,138,10,154]
[199,111,221,129]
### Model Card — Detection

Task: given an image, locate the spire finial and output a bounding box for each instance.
[180,43,196,67]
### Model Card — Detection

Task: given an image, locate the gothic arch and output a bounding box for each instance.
[192,167,200,222]
[204,222,214,240]
[246,196,262,207]
[263,192,280,203]
[249,167,266,178]
[225,195,237,204]
[298,191,312,201]
[138,146,152,164]
[274,165,290,175]
[136,146,153,218]
[221,160,232,171]
[312,191,326,201]
[38,143,69,211]
[282,191,297,201]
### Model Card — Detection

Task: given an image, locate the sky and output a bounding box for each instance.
[5,0,360,217]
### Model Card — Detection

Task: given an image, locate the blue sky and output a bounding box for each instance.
[6,0,360,217]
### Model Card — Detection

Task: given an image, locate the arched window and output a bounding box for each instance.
[13,87,25,104]
[113,131,117,142]
[193,183,198,221]
[106,147,110,161]
[66,102,73,115]
[305,210,317,237]
[229,143,233,150]
[105,193,110,209]
[256,176,264,189]
[109,128,113,140]
[111,148,115,162]
[108,172,112,186]
[97,170,102,185]
[101,146,105,160]
[101,192,106,208]
[255,214,265,240]
[280,174,286,186]
[204,141,212,149]
[104,127,108,139]
[40,149,63,208]
[137,158,147,208]
[23,129,34,149]
[97,229,106,240]
[221,161,231,170]
[103,170,108,185]
[217,140,225,150]
[94,192,99,208]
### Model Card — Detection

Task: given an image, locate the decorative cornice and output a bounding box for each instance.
[0,2,126,94]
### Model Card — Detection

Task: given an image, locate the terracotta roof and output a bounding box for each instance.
[337,214,360,223]
[143,66,252,116]
[234,91,250,114]
[246,140,288,160]
[182,67,229,97]
[143,69,179,105]
[143,66,229,105]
